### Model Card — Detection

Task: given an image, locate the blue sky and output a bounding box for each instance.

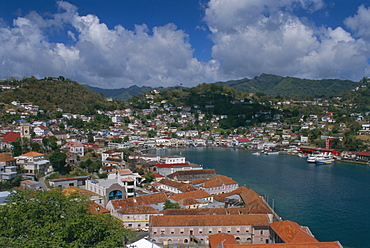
[0,0,369,89]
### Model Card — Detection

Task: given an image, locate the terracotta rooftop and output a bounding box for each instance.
[214,186,272,214]
[19,151,44,157]
[161,208,252,216]
[110,193,168,210]
[118,169,133,175]
[195,175,238,188]
[223,242,342,248]
[88,202,110,214]
[177,197,201,206]
[158,179,197,192]
[150,214,270,227]
[270,220,318,244]
[0,132,20,143]
[169,190,211,201]
[117,206,159,215]
[209,233,238,248]
[0,153,15,162]
[167,169,216,178]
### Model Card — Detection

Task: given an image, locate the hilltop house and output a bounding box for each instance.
[16,151,51,179]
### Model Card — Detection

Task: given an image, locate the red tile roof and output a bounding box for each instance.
[224,242,342,248]
[209,233,238,248]
[169,190,211,201]
[150,214,270,227]
[0,153,15,162]
[110,193,168,210]
[0,132,20,143]
[269,220,318,244]
[19,151,44,157]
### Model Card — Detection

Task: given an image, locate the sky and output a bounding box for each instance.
[0,0,370,89]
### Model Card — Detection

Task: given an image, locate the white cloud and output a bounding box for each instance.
[344,5,370,41]
[0,1,220,88]
[204,0,370,81]
[0,0,369,89]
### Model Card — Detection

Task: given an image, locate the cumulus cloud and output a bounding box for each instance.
[344,5,370,41]
[204,0,370,81]
[0,1,221,88]
[0,0,369,89]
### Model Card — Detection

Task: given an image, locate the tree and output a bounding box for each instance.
[163,200,181,210]
[0,189,135,247]
[12,137,31,156]
[49,151,67,171]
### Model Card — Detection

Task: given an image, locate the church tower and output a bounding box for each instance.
[20,122,31,139]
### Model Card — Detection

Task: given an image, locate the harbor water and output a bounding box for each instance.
[147,147,370,248]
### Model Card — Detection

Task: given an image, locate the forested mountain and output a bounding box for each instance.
[85,74,358,100]
[0,77,124,114]
[216,73,358,97]
[83,84,156,101]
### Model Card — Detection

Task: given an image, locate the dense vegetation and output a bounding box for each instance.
[0,189,135,247]
[216,73,358,98]
[0,77,125,114]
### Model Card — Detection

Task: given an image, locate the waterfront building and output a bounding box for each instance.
[151,178,197,194]
[150,162,203,177]
[166,169,216,183]
[149,214,271,245]
[190,175,239,195]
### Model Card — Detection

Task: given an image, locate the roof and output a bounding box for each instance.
[62,186,101,197]
[269,220,318,244]
[154,163,189,168]
[127,238,162,248]
[150,214,269,227]
[167,169,216,178]
[214,186,272,214]
[169,190,211,201]
[0,132,20,143]
[118,169,133,175]
[224,242,342,248]
[161,207,252,216]
[209,233,238,248]
[0,153,15,162]
[196,175,238,188]
[110,193,168,210]
[117,206,159,215]
[88,202,110,214]
[157,179,197,192]
[19,151,44,157]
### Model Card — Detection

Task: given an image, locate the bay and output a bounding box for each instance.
[146,147,370,248]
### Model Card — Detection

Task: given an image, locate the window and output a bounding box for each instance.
[128,224,132,227]
[109,190,123,200]
[154,232,157,234]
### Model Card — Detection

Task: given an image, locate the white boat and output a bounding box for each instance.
[265,151,279,155]
[315,157,334,165]
[252,152,260,155]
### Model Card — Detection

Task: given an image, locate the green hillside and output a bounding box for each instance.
[217,73,358,97]
[83,85,156,101]
[0,77,124,114]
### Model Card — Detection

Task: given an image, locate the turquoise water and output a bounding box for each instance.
[147,147,370,248]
